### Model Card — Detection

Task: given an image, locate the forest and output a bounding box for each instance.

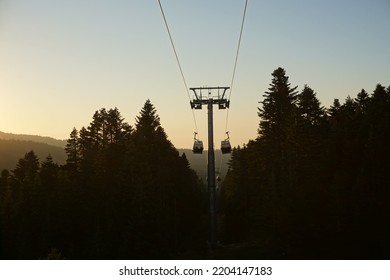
[0,67,389,259]
[221,68,390,259]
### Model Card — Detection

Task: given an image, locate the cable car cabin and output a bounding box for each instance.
[193,140,204,154]
[221,140,232,154]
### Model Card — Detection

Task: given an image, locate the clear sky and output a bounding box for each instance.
[1,0,389,149]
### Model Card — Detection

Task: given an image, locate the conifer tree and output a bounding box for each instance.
[355,89,369,113]
[12,150,40,184]
[134,99,171,148]
[257,67,299,196]
[258,67,298,139]
[126,100,203,257]
[40,154,59,188]
[296,85,327,186]
[65,128,80,176]
[297,85,325,126]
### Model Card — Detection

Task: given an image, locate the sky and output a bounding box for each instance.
[1,0,389,149]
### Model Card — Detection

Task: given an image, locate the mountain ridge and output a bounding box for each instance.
[0,131,66,148]
[0,131,230,179]
[0,138,67,171]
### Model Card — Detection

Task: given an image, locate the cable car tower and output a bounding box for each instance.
[190,86,231,249]
[157,0,248,252]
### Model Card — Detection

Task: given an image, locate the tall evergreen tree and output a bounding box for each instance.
[133,99,171,148]
[124,100,204,257]
[0,169,8,203]
[257,67,299,196]
[12,150,40,184]
[0,169,9,259]
[355,89,369,113]
[258,67,298,139]
[65,127,80,177]
[40,154,59,188]
[296,84,328,183]
[297,85,325,126]
[258,67,299,219]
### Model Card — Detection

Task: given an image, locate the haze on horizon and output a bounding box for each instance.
[1,0,389,148]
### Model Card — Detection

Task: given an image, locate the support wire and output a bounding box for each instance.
[220,0,248,176]
[225,0,248,132]
[157,0,199,134]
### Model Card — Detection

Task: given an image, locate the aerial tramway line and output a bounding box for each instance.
[157,0,248,249]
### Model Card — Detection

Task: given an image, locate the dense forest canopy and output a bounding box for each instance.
[221,67,390,259]
[1,69,389,259]
[0,134,226,183]
[0,100,205,259]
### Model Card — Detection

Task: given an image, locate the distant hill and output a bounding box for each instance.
[0,131,230,179]
[0,131,66,148]
[0,139,67,171]
[178,149,231,181]
[0,131,67,171]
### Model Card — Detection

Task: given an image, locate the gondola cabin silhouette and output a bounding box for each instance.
[220,139,231,154]
[193,139,204,154]
[221,132,231,154]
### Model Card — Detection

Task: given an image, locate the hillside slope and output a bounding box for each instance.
[0,131,230,179]
[0,131,66,148]
[0,139,66,171]
[178,149,230,180]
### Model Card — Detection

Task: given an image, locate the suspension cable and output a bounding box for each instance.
[157,0,199,134]
[224,0,248,132]
[220,0,248,176]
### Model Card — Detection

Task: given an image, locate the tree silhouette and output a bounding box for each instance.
[2,77,389,260]
[222,68,390,259]
[12,150,40,184]
[65,127,80,178]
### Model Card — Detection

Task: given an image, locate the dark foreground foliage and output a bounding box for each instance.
[0,100,206,259]
[1,69,389,259]
[221,68,390,259]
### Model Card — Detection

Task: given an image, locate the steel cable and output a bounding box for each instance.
[157,0,199,134]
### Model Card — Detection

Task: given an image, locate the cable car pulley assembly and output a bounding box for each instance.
[190,87,232,154]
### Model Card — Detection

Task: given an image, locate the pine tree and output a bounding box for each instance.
[65,128,80,177]
[296,84,327,184]
[258,67,298,138]
[126,100,203,257]
[297,85,325,126]
[12,150,40,184]
[0,169,8,202]
[40,154,59,188]
[0,169,9,259]
[88,109,107,148]
[223,68,301,247]
[257,67,299,195]
[134,99,170,147]
[329,98,341,117]
[355,89,369,114]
